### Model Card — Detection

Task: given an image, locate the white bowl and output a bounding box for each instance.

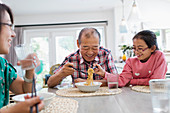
[12,92,55,107]
[75,82,102,92]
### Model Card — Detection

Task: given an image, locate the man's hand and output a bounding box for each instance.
[59,63,75,77]
[74,78,86,83]
[47,62,75,88]
[93,64,105,77]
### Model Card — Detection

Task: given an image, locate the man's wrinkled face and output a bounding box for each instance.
[77,34,99,63]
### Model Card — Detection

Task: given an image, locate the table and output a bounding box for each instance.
[46,87,153,113]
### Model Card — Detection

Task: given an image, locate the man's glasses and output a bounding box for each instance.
[0,22,15,31]
[132,47,148,52]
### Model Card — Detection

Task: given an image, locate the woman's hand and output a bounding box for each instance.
[1,96,44,113]
[17,53,40,71]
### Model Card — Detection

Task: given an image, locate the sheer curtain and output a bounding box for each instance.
[5,27,24,65]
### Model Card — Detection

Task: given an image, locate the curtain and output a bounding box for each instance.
[5,27,24,65]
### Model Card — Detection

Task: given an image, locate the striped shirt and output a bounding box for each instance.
[54,46,117,80]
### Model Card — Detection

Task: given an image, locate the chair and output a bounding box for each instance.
[49,64,61,75]
[44,64,61,85]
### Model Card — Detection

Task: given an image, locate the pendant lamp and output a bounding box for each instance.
[128,0,141,34]
[119,0,128,33]
[0,0,3,4]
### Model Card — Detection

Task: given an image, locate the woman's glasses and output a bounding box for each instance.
[132,47,148,52]
[0,22,14,31]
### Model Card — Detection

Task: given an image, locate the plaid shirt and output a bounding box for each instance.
[54,47,117,80]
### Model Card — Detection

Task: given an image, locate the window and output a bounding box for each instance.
[165,29,170,51]
[24,26,106,75]
[151,29,170,51]
[151,30,162,50]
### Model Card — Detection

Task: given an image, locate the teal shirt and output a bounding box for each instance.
[0,57,17,108]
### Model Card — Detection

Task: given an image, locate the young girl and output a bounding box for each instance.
[95,30,167,87]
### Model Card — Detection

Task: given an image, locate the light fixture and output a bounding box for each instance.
[119,0,128,33]
[128,0,141,23]
[128,0,142,34]
[0,0,3,4]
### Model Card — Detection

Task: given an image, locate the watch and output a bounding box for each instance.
[23,76,33,83]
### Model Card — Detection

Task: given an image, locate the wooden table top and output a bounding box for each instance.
[46,87,153,113]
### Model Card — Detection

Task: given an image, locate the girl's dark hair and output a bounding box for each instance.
[0,4,14,33]
[133,30,159,50]
[78,27,101,45]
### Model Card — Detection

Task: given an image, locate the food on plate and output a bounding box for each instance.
[84,68,94,86]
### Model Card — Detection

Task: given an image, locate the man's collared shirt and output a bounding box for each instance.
[54,46,117,80]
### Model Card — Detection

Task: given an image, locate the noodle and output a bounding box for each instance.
[84,68,94,86]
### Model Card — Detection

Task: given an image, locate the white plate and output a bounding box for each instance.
[12,92,56,107]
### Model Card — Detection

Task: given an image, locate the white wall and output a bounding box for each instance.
[14,0,170,61]
[14,10,117,59]
[114,0,170,60]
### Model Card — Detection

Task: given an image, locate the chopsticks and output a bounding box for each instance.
[92,63,104,70]
[69,66,88,75]
[30,74,39,113]
[69,62,104,75]
[69,63,104,84]
[68,66,87,86]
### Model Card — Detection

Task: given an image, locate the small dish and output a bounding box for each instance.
[12,92,56,107]
[75,82,102,92]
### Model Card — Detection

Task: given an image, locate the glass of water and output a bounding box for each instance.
[106,72,118,92]
[15,44,36,70]
[149,79,170,113]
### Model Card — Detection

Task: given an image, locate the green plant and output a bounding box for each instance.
[119,45,133,54]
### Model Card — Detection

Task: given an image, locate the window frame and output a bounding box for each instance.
[23,25,106,72]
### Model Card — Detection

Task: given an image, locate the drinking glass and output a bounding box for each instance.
[107,72,118,92]
[15,44,36,70]
[149,79,170,113]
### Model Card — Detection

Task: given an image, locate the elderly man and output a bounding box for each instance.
[47,27,117,87]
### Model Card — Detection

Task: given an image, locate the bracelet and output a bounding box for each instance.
[23,76,33,83]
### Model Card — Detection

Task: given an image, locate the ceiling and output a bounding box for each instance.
[3,0,170,16]
[3,0,170,29]
[3,0,121,16]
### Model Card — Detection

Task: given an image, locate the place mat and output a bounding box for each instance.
[40,97,78,113]
[1,97,78,113]
[56,87,122,97]
[131,85,150,93]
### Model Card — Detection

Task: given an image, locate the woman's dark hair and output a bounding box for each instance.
[78,27,101,45]
[0,4,14,33]
[133,30,159,50]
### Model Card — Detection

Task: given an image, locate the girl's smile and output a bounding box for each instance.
[133,38,155,62]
